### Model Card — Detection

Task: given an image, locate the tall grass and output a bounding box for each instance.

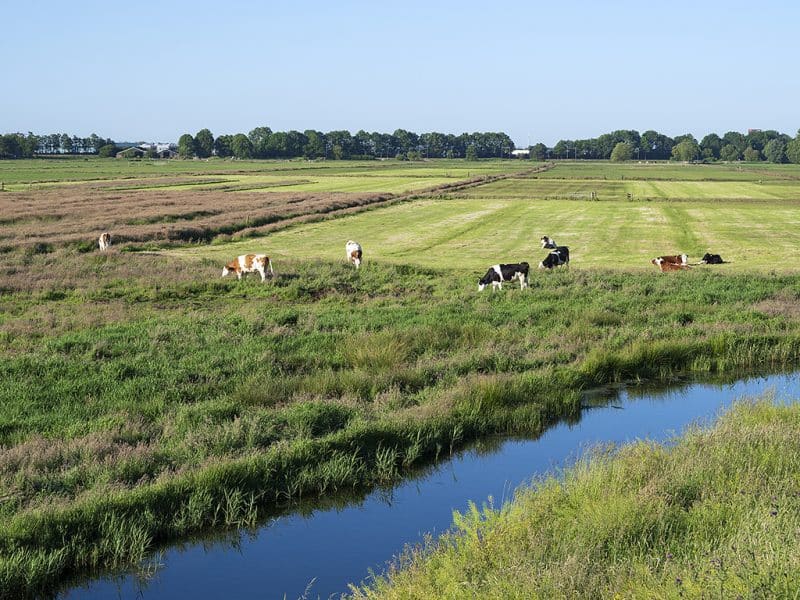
[351,399,800,599]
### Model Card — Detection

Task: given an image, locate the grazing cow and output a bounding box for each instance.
[539,246,570,269]
[346,240,363,268]
[98,232,111,251]
[478,262,529,291]
[221,254,273,281]
[700,253,724,264]
[651,257,690,272]
[540,235,557,249]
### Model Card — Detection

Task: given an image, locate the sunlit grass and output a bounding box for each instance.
[173,196,800,271]
[352,399,800,599]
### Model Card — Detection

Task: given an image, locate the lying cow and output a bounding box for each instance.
[540,235,557,249]
[651,257,690,272]
[222,254,274,281]
[98,232,111,251]
[654,254,688,266]
[346,240,363,269]
[539,246,569,269]
[700,253,724,264]
[478,262,529,291]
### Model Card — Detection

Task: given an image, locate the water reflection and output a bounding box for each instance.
[61,371,800,600]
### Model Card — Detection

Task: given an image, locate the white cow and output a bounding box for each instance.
[222,254,274,281]
[346,240,362,268]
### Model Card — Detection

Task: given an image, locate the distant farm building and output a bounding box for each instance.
[116,143,177,159]
[511,149,530,158]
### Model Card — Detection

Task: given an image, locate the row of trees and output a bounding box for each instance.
[545,129,800,164]
[0,132,116,159]
[177,127,516,160]
[3,126,800,164]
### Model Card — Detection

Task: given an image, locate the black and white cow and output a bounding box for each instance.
[540,235,557,249]
[700,253,724,264]
[539,246,570,269]
[478,262,529,291]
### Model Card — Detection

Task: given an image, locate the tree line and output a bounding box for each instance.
[542,128,800,164]
[2,126,800,163]
[176,128,515,160]
[0,132,117,159]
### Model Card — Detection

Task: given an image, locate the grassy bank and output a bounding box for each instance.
[352,398,800,599]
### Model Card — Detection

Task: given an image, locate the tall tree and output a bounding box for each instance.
[303,130,326,159]
[722,131,747,155]
[248,126,272,158]
[610,142,633,162]
[194,129,214,158]
[671,139,700,162]
[700,133,722,160]
[553,140,569,159]
[393,129,418,154]
[720,144,741,161]
[530,143,547,161]
[326,130,354,159]
[265,131,289,157]
[59,133,72,154]
[286,130,307,157]
[763,138,786,163]
[177,134,196,158]
[230,133,253,159]
[214,135,233,158]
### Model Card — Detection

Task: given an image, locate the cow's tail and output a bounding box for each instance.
[267,256,274,275]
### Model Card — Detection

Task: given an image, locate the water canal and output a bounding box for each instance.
[61,372,800,599]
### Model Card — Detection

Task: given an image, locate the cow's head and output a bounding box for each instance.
[478,270,495,291]
[221,266,231,278]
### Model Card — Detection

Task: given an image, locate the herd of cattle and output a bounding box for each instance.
[96,231,725,289]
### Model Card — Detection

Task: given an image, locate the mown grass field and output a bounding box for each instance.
[178,196,800,271]
[2,158,800,597]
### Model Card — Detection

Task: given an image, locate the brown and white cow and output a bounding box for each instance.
[346,240,362,268]
[653,254,688,267]
[651,257,690,272]
[98,232,111,251]
[222,254,274,281]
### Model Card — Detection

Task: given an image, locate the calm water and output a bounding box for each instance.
[62,373,800,600]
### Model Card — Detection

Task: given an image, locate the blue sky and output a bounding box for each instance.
[3,1,799,147]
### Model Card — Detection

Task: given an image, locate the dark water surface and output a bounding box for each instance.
[61,373,800,600]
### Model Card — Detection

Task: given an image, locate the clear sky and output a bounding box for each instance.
[3,1,799,147]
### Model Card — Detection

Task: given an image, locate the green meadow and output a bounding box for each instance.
[3,158,800,597]
[178,196,800,271]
